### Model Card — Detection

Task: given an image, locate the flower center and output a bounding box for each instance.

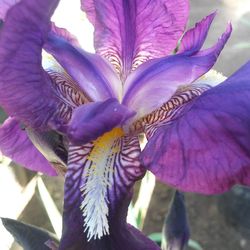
[80,127,124,241]
[87,128,124,163]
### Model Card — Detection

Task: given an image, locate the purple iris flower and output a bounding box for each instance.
[1,0,250,249]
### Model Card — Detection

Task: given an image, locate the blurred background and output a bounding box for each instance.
[1,0,250,249]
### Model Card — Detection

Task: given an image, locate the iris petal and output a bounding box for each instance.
[132,70,226,139]
[45,33,122,101]
[64,98,135,145]
[81,0,189,81]
[178,12,216,54]
[51,22,81,48]
[60,131,158,249]
[122,20,232,121]
[0,0,19,20]
[0,0,63,128]
[130,83,210,137]
[0,118,56,175]
[141,60,250,194]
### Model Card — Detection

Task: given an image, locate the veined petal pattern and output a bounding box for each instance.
[60,128,147,249]
[81,0,189,81]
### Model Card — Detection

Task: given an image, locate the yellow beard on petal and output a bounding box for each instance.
[87,128,124,164]
[81,127,124,241]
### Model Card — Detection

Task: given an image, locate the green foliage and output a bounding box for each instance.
[0,107,7,124]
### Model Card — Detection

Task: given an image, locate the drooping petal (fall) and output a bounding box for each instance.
[45,32,122,101]
[62,98,135,145]
[141,60,250,194]
[81,0,189,81]
[0,118,56,175]
[59,129,159,249]
[0,0,63,129]
[1,217,59,250]
[122,19,232,121]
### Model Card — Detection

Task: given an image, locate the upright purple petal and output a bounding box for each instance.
[178,12,216,54]
[0,118,56,175]
[122,22,232,121]
[141,60,250,194]
[45,32,122,101]
[81,0,189,81]
[59,131,159,249]
[0,0,63,128]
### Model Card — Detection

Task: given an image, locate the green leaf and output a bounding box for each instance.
[148,232,162,244]
[188,239,203,250]
[136,209,143,229]
[0,107,7,124]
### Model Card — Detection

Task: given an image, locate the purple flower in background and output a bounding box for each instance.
[162,191,190,250]
[1,0,250,249]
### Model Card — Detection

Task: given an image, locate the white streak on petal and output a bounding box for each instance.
[80,128,124,241]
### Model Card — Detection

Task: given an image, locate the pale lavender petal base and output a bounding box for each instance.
[0,118,56,175]
[141,61,250,194]
[45,33,121,101]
